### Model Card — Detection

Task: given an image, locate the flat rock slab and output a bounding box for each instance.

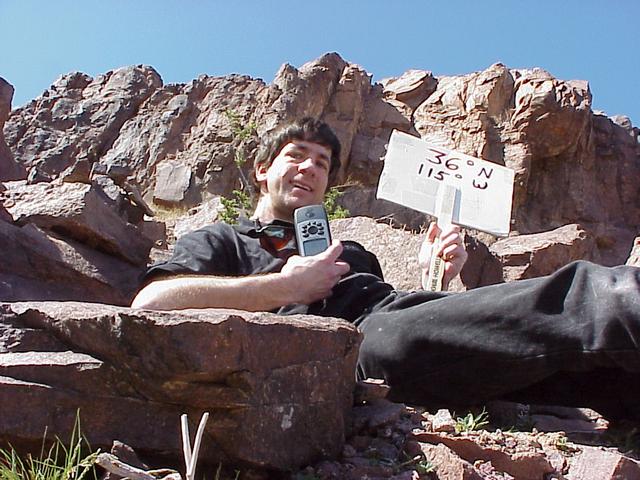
[0,301,362,471]
[2,180,152,266]
[0,221,141,305]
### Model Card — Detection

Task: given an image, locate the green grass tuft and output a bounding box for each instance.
[0,415,99,480]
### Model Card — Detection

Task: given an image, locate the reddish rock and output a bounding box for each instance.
[458,234,504,288]
[430,409,457,433]
[6,55,639,265]
[412,431,557,480]
[152,161,192,205]
[259,53,347,133]
[0,301,361,471]
[511,70,591,158]
[566,445,640,479]
[381,69,438,112]
[353,378,390,404]
[0,77,26,181]
[169,197,222,243]
[351,399,405,432]
[322,64,372,182]
[350,83,414,185]
[530,414,607,436]
[419,443,483,479]
[414,63,514,161]
[344,456,394,478]
[0,183,11,222]
[0,222,141,305]
[4,66,162,177]
[337,186,427,231]
[473,460,514,480]
[489,224,595,281]
[2,180,153,266]
[100,73,266,203]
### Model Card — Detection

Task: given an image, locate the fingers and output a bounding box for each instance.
[426,222,440,243]
[335,260,351,276]
[435,226,463,258]
[322,239,343,261]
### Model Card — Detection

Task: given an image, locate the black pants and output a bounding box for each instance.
[356,261,640,419]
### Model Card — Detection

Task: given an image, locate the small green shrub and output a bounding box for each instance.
[224,109,257,142]
[454,408,489,433]
[323,186,350,220]
[414,457,436,475]
[396,452,436,475]
[223,109,257,202]
[219,189,254,225]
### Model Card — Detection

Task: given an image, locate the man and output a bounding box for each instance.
[133,118,640,419]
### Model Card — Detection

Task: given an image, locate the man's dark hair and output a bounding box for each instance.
[252,117,341,190]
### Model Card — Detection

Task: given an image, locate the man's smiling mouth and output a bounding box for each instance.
[292,182,312,192]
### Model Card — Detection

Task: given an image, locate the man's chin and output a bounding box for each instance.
[287,194,322,209]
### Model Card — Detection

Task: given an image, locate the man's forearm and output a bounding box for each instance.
[131,273,294,311]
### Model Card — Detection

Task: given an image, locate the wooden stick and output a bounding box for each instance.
[181,412,210,480]
[187,413,209,479]
[427,183,456,292]
[96,453,179,480]
[180,414,192,478]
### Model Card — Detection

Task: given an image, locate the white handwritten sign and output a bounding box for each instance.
[376,130,515,236]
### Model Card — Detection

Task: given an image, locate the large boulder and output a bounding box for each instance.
[331,216,423,291]
[490,224,595,281]
[0,302,361,471]
[0,221,140,305]
[2,180,153,266]
[330,216,503,291]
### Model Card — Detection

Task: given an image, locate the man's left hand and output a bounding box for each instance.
[418,222,468,289]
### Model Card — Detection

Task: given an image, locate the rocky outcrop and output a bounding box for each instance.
[2,55,639,476]
[0,302,361,471]
[2,180,153,266]
[0,77,25,181]
[4,67,162,177]
[295,395,640,480]
[6,55,637,267]
[489,223,595,281]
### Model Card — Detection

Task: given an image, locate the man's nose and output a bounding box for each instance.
[298,157,316,174]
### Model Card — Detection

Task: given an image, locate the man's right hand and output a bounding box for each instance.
[279,240,351,304]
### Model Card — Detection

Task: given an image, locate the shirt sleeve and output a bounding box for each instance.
[141,224,236,285]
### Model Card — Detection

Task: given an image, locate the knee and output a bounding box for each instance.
[357,322,407,382]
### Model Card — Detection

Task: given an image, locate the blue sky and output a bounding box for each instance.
[1,0,638,126]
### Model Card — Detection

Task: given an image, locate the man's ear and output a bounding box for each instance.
[255,163,268,181]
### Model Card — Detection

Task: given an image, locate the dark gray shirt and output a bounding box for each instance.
[143,218,395,322]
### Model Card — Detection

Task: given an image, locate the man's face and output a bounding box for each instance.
[255,140,331,220]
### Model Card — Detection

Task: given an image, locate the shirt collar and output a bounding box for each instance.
[234,217,295,239]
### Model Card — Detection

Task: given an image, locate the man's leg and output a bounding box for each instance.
[357,261,640,419]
